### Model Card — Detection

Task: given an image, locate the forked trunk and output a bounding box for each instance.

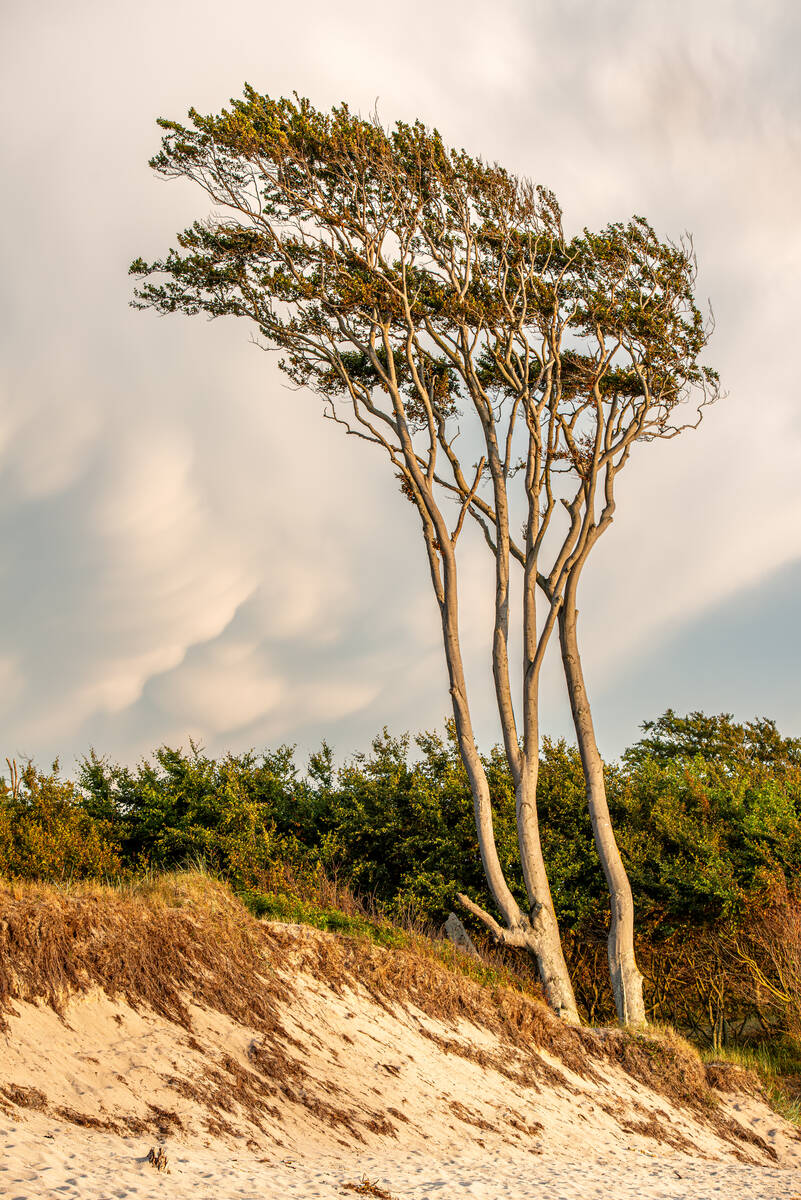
[409,443,579,1023]
[434,570,579,1022]
[559,603,647,1027]
[449,692,580,1024]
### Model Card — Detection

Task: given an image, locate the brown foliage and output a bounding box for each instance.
[343,1179,398,1200]
[147,1146,169,1173]
[730,879,801,1040]
[566,913,799,1047]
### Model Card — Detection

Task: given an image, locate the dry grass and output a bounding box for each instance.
[703,1042,801,1128]
[0,872,291,1030]
[343,1178,399,1199]
[597,1024,778,1158]
[146,1146,169,1173]
[273,916,599,1086]
[245,881,549,1006]
[1,1083,47,1111]
[0,870,785,1159]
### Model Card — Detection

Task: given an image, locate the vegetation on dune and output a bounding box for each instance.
[0,760,122,881]
[1,709,800,1062]
[704,1040,801,1127]
[0,869,789,1150]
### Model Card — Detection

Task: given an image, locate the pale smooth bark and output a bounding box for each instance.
[415,468,579,1022]
[559,588,646,1027]
[385,372,579,1024]
[443,606,579,1021]
[525,384,649,1027]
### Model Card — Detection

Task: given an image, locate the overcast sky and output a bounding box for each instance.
[1,0,800,771]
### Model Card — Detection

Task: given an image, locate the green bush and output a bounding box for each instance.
[0,761,122,880]
[78,742,315,888]
[613,711,801,925]
[3,707,800,1042]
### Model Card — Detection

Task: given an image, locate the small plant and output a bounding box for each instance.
[146,1145,169,1172]
[342,1177,399,1199]
[703,1040,801,1126]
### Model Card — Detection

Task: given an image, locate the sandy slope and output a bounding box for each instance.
[1,918,800,1199]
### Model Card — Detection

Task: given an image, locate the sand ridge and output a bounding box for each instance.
[1,910,800,1197]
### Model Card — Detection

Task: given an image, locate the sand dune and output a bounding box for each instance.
[1,881,800,1198]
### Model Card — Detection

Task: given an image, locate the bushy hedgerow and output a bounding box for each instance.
[4,711,800,930]
[2,710,800,1039]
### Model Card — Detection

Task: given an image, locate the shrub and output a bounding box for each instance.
[77,743,314,888]
[0,760,121,880]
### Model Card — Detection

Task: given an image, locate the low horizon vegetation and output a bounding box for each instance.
[1,709,800,1073]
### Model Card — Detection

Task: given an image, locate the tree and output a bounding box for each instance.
[0,759,122,880]
[529,219,721,1025]
[131,90,715,1023]
[306,725,522,924]
[78,743,306,887]
[624,709,801,773]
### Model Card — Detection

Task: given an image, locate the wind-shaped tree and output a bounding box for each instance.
[131,90,716,1024]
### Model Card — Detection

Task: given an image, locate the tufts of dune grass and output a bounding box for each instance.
[239,884,556,1002]
[703,1041,801,1127]
[0,870,292,1030]
[0,869,788,1155]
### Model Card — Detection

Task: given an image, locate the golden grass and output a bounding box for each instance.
[0,871,291,1030]
[703,1043,801,1127]
[0,870,785,1157]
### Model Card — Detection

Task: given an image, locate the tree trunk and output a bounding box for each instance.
[516,759,580,1024]
[558,601,647,1027]
[432,548,579,1022]
[447,663,580,1024]
[521,918,580,1024]
[405,456,579,1023]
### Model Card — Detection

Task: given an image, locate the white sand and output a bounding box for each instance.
[3,1117,801,1200]
[1,922,800,1199]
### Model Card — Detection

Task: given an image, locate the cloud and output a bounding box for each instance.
[592,554,801,754]
[1,0,800,765]
[148,638,284,734]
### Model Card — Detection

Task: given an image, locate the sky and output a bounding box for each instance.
[1,0,800,771]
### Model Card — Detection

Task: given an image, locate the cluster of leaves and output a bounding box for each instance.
[0,761,121,880]
[76,742,320,892]
[614,711,801,927]
[130,87,717,512]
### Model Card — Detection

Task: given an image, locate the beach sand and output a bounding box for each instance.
[2,1114,801,1200]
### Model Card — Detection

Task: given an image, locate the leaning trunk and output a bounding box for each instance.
[516,762,581,1024]
[432,545,579,1021]
[445,633,579,1023]
[558,601,647,1027]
